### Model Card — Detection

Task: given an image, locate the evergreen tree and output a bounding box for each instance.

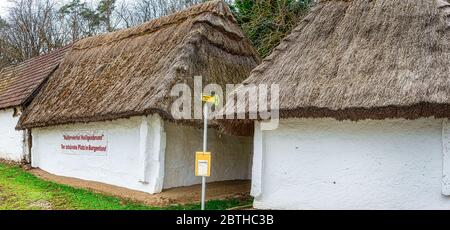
[231,0,313,57]
[59,0,99,41]
[97,0,116,32]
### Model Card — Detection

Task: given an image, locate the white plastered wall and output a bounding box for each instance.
[0,108,26,161]
[31,114,252,193]
[253,118,450,210]
[32,115,166,194]
[442,119,450,195]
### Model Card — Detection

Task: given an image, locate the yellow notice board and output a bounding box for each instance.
[201,94,219,105]
[195,152,211,177]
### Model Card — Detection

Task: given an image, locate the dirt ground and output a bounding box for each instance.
[29,169,251,207]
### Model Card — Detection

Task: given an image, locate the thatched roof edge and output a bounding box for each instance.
[237,0,450,121]
[16,0,260,133]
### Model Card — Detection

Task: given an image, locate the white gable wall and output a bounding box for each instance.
[31,114,252,194]
[0,108,25,161]
[31,116,159,193]
[163,122,252,189]
[253,118,450,210]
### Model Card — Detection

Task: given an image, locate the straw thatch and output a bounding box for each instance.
[0,46,71,110]
[230,0,450,122]
[18,0,260,130]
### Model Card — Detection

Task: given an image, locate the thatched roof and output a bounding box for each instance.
[0,46,71,110]
[232,0,450,121]
[18,0,260,129]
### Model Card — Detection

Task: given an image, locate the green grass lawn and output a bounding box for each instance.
[0,163,252,210]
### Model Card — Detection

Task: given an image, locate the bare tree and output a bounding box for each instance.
[0,0,63,65]
[115,0,233,29]
[0,0,236,68]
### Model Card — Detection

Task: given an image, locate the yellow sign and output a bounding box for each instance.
[195,152,211,177]
[201,94,219,105]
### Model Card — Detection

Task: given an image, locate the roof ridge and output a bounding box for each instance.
[74,0,233,51]
[437,0,450,8]
[437,0,450,29]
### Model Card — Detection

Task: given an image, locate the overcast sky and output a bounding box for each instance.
[0,1,12,17]
[0,0,131,18]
